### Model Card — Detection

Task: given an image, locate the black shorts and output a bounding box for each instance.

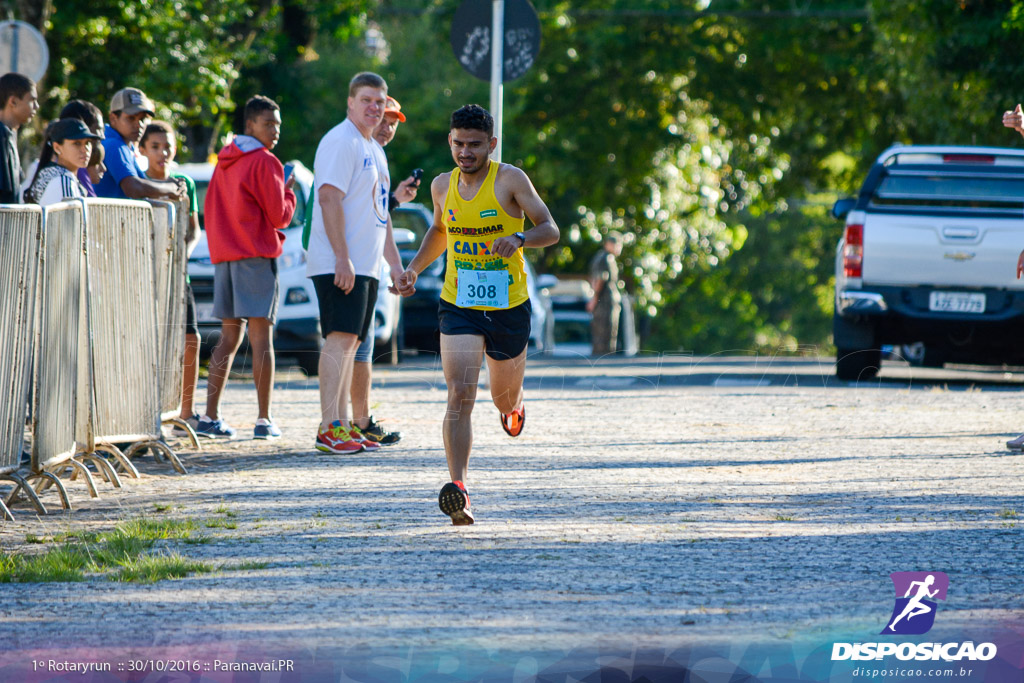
[438,298,531,360]
[312,274,379,341]
[184,283,198,336]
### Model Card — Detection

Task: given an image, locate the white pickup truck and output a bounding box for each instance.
[832,145,1024,380]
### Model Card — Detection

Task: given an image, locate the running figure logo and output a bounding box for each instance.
[882,571,949,635]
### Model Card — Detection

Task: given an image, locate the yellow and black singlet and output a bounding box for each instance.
[440,161,528,310]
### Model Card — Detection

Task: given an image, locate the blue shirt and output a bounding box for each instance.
[94,124,143,199]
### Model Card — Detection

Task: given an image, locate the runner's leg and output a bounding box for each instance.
[486,346,527,414]
[441,333,485,483]
[247,317,275,421]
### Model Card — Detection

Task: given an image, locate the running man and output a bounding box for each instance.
[396,104,559,525]
[886,574,939,632]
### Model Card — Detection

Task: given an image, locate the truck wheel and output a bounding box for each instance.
[835,348,882,381]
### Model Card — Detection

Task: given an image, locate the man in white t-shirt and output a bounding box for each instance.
[306,71,404,454]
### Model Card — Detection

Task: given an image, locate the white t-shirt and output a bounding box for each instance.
[306,118,390,279]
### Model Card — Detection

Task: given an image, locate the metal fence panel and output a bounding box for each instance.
[0,206,42,475]
[77,199,162,447]
[31,201,83,469]
[149,199,189,418]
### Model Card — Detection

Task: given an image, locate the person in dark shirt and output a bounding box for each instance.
[0,72,38,203]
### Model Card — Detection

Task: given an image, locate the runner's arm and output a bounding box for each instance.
[491,167,559,258]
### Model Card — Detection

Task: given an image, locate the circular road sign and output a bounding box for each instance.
[0,21,49,82]
[451,0,541,83]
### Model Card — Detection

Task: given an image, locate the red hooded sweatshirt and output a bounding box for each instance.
[204,136,296,263]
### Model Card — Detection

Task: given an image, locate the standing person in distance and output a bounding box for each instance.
[24,119,100,206]
[587,231,624,356]
[196,95,296,440]
[94,87,185,202]
[306,72,405,455]
[1001,102,1024,450]
[139,121,203,437]
[348,95,422,447]
[396,104,560,525]
[0,73,38,203]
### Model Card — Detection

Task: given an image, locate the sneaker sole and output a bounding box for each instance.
[254,434,281,440]
[438,484,474,526]
[315,443,364,454]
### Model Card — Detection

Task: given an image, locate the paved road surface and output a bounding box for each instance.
[1,355,1022,681]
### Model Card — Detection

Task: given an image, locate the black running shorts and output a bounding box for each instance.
[184,283,199,337]
[438,298,532,360]
[312,274,379,341]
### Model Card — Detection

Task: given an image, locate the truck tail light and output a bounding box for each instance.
[843,224,863,278]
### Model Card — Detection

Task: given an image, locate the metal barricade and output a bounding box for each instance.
[149,198,199,447]
[76,199,185,474]
[24,200,92,509]
[0,205,41,520]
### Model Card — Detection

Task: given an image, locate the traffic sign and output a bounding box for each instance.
[450,0,540,82]
[0,21,49,82]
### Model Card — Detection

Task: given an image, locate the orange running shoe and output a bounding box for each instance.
[500,402,526,437]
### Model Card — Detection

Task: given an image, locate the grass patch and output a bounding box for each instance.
[205,518,238,530]
[24,534,45,544]
[214,505,238,518]
[112,553,213,583]
[222,560,270,571]
[998,509,1019,519]
[0,517,210,584]
[774,514,795,522]
[152,502,173,512]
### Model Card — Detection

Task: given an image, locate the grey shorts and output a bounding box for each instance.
[213,257,279,323]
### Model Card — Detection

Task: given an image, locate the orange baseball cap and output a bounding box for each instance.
[384,96,406,122]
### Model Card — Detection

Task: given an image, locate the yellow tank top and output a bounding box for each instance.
[441,161,528,310]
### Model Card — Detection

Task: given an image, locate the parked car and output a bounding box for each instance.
[831,144,1024,380]
[391,202,555,354]
[179,161,405,375]
[548,278,594,357]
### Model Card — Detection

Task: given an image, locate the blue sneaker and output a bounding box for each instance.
[254,418,281,440]
[170,414,200,437]
[195,416,236,439]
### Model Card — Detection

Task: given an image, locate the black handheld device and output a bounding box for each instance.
[411,168,424,182]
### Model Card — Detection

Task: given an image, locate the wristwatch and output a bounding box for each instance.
[513,231,526,248]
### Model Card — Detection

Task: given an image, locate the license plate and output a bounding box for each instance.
[196,302,216,322]
[928,291,985,314]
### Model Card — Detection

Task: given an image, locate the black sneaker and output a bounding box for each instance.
[362,416,401,445]
[438,481,474,526]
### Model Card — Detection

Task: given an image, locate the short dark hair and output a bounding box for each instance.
[348,72,387,98]
[243,95,279,124]
[450,104,493,137]
[59,99,103,134]
[141,120,176,147]
[0,72,34,109]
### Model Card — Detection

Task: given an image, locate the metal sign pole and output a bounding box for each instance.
[490,0,504,163]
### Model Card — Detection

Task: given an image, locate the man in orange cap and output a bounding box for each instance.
[349,95,423,446]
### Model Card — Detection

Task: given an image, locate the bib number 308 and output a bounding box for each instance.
[456,268,509,308]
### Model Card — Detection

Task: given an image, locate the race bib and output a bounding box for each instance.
[455,268,509,308]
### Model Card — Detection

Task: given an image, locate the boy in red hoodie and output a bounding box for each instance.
[198,95,296,440]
